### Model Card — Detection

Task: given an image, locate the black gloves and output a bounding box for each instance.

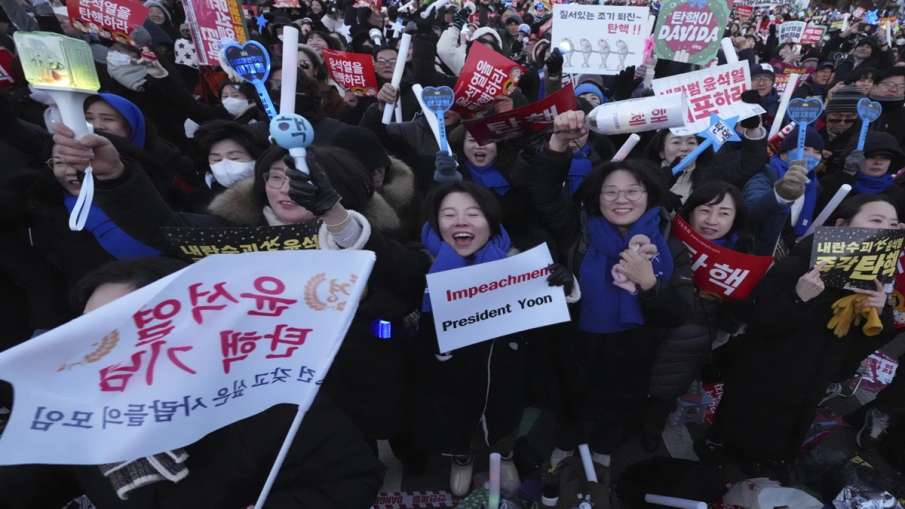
[739,89,763,129]
[545,48,563,77]
[453,8,470,30]
[844,150,865,176]
[546,263,574,295]
[433,151,463,184]
[611,66,637,101]
[287,157,341,216]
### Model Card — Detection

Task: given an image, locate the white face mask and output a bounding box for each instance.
[221,97,253,117]
[209,159,255,187]
[106,50,133,68]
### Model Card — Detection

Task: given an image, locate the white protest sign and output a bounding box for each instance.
[552,4,652,75]
[778,21,806,42]
[652,61,764,135]
[0,250,374,465]
[426,244,570,353]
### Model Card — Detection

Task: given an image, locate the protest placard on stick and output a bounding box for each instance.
[552,4,651,75]
[653,0,729,65]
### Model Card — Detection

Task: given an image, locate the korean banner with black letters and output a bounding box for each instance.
[463,85,577,145]
[671,216,773,300]
[810,227,905,292]
[0,250,374,465]
[162,223,320,261]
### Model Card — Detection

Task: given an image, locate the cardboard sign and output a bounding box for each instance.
[811,227,905,291]
[734,4,754,21]
[651,61,762,134]
[552,4,651,75]
[426,244,570,353]
[161,224,320,262]
[774,66,804,93]
[653,0,729,65]
[800,24,826,45]
[67,0,148,44]
[671,217,773,300]
[0,250,374,465]
[13,31,100,92]
[181,0,249,66]
[452,43,524,118]
[778,20,806,43]
[322,49,379,96]
[463,84,578,145]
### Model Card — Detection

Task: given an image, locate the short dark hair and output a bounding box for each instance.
[680,180,748,237]
[253,145,374,212]
[828,194,897,226]
[578,159,665,216]
[424,182,503,237]
[194,120,268,161]
[643,129,710,168]
[71,257,188,312]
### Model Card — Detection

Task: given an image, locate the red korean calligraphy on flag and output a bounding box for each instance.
[0,250,374,465]
[67,0,149,44]
[453,42,525,118]
[671,216,773,300]
[463,84,577,145]
[322,49,379,96]
[800,24,826,45]
[181,0,249,66]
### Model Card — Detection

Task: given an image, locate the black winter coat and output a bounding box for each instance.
[712,237,897,462]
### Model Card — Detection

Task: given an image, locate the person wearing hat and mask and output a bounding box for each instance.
[751,63,781,126]
[795,60,835,98]
[743,127,825,255]
[574,79,607,107]
[818,132,905,213]
[818,85,864,174]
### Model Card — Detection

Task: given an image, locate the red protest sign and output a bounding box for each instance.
[464,84,578,145]
[671,216,773,300]
[774,66,804,93]
[734,5,753,21]
[67,0,149,44]
[181,0,249,66]
[322,49,379,96]
[453,43,525,118]
[800,24,826,45]
[273,0,301,6]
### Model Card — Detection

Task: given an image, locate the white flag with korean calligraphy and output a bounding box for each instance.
[0,250,375,465]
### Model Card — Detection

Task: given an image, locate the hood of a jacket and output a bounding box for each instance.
[206,177,404,232]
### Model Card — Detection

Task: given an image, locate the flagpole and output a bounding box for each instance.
[254,405,307,509]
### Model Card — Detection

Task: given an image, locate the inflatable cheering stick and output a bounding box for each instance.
[787,97,824,161]
[855,97,882,151]
[220,40,278,120]
[270,113,314,174]
[672,113,740,176]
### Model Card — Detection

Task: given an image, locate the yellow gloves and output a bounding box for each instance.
[827,294,883,338]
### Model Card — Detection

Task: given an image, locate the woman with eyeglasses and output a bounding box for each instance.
[868,68,905,147]
[519,114,692,498]
[51,124,432,450]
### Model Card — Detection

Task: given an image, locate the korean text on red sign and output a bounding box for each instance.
[67,0,149,43]
[322,49,379,96]
[452,42,524,117]
[671,216,773,300]
[464,84,578,145]
[181,0,249,66]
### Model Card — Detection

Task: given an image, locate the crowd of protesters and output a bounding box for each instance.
[1,0,905,506]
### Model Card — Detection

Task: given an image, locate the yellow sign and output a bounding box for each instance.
[13,31,100,92]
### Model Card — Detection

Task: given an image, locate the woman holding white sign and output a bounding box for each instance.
[413,181,576,497]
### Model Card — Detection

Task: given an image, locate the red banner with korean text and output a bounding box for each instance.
[463,85,578,145]
[181,0,249,66]
[322,49,379,96]
[453,42,525,118]
[774,66,805,94]
[671,216,773,300]
[734,4,753,21]
[800,24,826,45]
[67,0,149,44]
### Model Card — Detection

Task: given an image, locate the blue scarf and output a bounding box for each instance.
[464,161,511,196]
[567,144,593,196]
[854,173,894,194]
[578,208,674,334]
[64,195,160,259]
[711,232,739,248]
[421,223,511,312]
[769,156,818,237]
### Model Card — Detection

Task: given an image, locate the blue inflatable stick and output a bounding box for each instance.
[270,113,314,174]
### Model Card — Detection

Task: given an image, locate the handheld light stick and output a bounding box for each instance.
[612,134,641,161]
[488,452,501,509]
[800,184,852,239]
[768,72,800,139]
[220,40,278,119]
[269,25,314,174]
[786,97,823,161]
[420,86,455,155]
[855,97,882,151]
[577,444,598,483]
[672,114,741,176]
[383,28,413,124]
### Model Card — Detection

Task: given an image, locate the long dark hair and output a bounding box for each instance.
[424,181,503,237]
[828,194,898,226]
[680,180,748,237]
[578,159,666,217]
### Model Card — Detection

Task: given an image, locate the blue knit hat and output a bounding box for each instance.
[96,92,147,149]
[575,82,606,104]
[780,126,824,154]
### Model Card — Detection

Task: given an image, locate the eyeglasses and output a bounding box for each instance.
[265,171,291,189]
[601,188,646,202]
[376,58,396,66]
[826,116,858,124]
[879,81,905,91]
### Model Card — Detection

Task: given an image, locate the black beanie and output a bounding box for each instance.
[780,126,825,154]
[825,85,865,114]
[864,132,905,165]
[330,126,390,173]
